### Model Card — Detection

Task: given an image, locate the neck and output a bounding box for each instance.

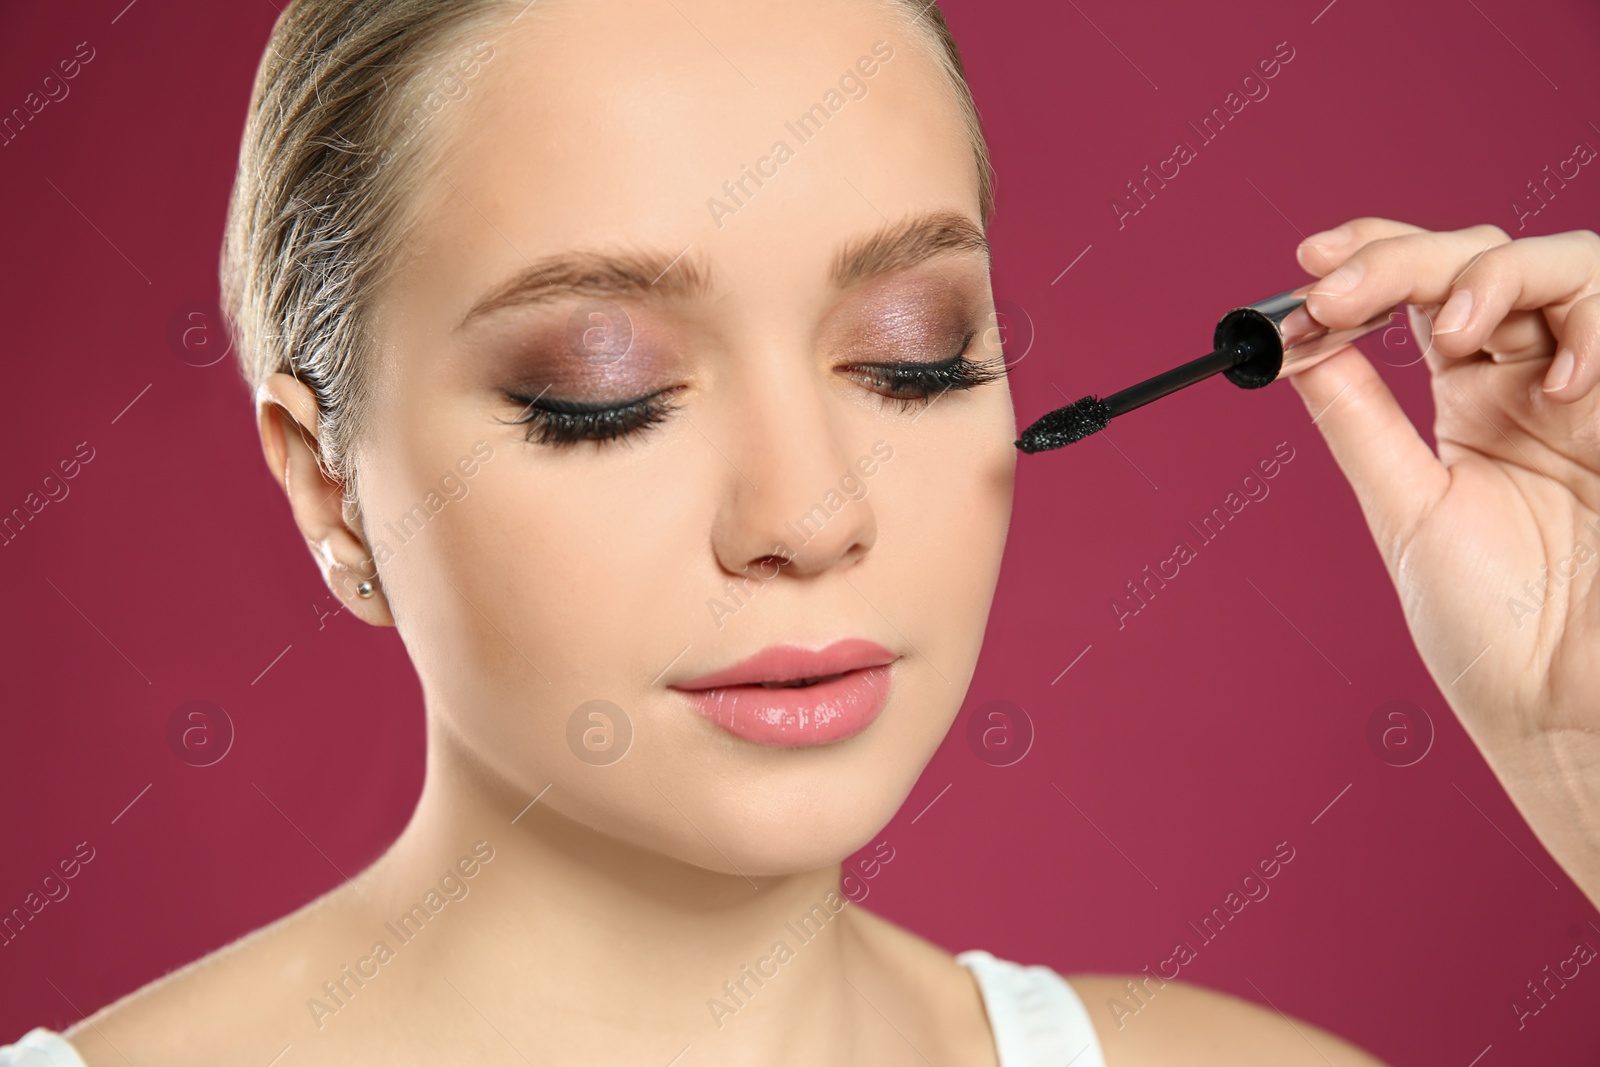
[354,714,888,1063]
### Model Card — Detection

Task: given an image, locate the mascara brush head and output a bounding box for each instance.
[1016,344,1244,454]
[1015,396,1113,453]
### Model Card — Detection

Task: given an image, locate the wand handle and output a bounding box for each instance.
[1102,347,1241,418]
[1216,287,1400,389]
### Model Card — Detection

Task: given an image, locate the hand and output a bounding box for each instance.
[1290,217,1600,907]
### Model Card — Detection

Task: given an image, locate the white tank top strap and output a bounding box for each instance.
[0,1029,87,1067]
[956,949,1109,1067]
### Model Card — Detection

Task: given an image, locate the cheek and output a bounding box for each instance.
[872,400,1016,686]
[387,438,726,761]
[410,454,688,660]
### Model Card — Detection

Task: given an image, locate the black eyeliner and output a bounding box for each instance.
[848,333,1007,398]
[499,387,679,446]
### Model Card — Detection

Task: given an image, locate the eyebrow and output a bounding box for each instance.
[830,209,989,290]
[454,209,989,330]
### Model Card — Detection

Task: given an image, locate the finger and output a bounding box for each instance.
[1398,300,1476,380]
[1302,223,1513,335]
[1425,230,1600,361]
[1483,310,1558,363]
[1405,303,1446,374]
[1406,305,1556,365]
[1543,290,1600,402]
[1295,216,1426,277]
[1288,342,1448,561]
[1400,301,1532,378]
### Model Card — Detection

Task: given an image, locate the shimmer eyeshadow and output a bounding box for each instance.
[826,270,985,362]
[477,303,681,400]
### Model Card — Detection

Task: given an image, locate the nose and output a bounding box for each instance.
[707,373,878,582]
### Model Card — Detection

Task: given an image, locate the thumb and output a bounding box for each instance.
[1288,342,1449,564]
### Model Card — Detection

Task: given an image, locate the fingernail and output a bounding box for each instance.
[1406,304,1434,353]
[1303,225,1351,248]
[1308,260,1363,296]
[1544,348,1575,392]
[1432,289,1474,335]
[1298,227,1350,271]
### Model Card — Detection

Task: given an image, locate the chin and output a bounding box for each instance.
[667,669,959,875]
[520,682,954,879]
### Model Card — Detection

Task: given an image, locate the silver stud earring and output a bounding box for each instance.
[356,580,375,599]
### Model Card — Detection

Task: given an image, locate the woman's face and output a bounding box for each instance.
[358,0,1015,874]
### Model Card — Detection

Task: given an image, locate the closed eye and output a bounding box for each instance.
[840,333,1008,412]
[498,387,682,447]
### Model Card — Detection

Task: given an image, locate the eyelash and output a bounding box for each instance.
[500,389,683,447]
[844,334,1008,413]
[502,335,1006,448]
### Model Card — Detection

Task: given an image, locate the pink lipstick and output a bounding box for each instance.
[670,638,897,746]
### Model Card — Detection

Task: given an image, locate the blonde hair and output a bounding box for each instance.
[220,0,995,500]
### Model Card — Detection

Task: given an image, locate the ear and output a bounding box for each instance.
[256,371,395,626]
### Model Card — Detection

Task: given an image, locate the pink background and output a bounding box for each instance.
[3,0,1599,1061]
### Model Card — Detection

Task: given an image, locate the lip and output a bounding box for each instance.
[670,638,898,747]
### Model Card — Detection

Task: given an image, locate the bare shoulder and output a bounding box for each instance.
[1066,974,1391,1067]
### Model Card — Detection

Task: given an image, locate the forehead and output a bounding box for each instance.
[397,0,981,307]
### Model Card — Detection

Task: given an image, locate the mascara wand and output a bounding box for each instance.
[1016,286,1400,454]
